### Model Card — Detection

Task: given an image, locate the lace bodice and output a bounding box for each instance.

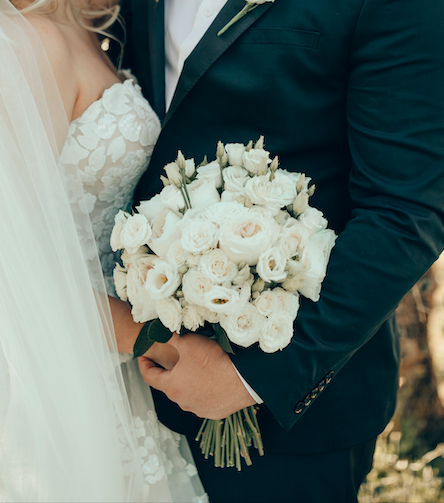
[60,74,207,502]
[60,72,161,294]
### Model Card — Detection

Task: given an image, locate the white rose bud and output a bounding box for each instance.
[251,278,265,293]
[255,135,265,149]
[292,191,309,216]
[156,297,182,333]
[176,150,186,170]
[225,143,246,167]
[296,174,306,193]
[164,162,182,187]
[281,273,303,293]
[188,178,221,211]
[160,175,171,187]
[259,314,293,353]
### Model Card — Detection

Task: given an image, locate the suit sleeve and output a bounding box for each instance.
[230,0,444,431]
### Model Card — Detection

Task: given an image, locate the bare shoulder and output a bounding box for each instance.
[24,14,78,117]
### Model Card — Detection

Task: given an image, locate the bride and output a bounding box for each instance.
[0,0,206,501]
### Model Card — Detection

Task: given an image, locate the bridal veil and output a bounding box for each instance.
[0,2,150,500]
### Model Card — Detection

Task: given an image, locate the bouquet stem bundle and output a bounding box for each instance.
[196,406,264,470]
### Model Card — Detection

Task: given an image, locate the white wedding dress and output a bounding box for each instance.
[59,72,207,503]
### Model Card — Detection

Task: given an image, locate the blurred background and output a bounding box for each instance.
[359,253,444,502]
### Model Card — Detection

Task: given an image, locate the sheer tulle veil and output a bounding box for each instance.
[0,2,147,500]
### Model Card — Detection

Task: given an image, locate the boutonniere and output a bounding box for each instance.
[217,0,275,36]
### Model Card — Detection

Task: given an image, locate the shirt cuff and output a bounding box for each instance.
[232,362,264,404]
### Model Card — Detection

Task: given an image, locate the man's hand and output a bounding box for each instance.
[138,332,256,419]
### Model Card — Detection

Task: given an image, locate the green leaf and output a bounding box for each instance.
[212,323,235,355]
[133,318,173,359]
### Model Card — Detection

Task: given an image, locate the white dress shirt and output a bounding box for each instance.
[165,0,264,404]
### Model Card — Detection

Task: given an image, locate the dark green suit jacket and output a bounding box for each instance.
[121,0,444,454]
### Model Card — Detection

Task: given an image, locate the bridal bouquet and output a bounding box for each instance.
[111,137,337,470]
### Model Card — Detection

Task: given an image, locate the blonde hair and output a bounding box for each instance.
[17,0,124,65]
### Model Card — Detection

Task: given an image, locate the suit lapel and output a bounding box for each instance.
[162,0,273,128]
[147,0,166,120]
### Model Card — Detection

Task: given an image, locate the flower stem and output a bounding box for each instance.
[217,4,257,36]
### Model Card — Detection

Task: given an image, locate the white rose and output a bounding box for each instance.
[219,212,280,265]
[113,264,128,301]
[298,207,328,236]
[121,245,150,268]
[126,255,160,305]
[145,262,182,300]
[131,299,158,324]
[220,303,265,348]
[182,302,205,332]
[188,179,221,211]
[182,268,214,306]
[181,219,219,254]
[273,287,300,320]
[110,210,129,252]
[149,208,182,257]
[196,305,221,324]
[203,200,249,226]
[156,297,182,333]
[199,249,238,284]
[204,283,250,315]
[222,165,250,195]
[225,143,246,167]
[185,158,196,178]
[276,168,311,187]
[136,195,167,225]
[196,160,222,189]
[245,172,296,216]
[277,218,310,259]
[120,213,152,254]
[259,314,293,353]
[242,148,270,175]
[160,185,186,212]
[298,229,336,301]
[167,239,189,267]
[253,289,280,317]
[256,247,288,283]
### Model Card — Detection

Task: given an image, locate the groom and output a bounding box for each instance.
[120,0,444,501]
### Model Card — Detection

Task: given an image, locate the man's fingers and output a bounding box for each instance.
[138,356,170,391]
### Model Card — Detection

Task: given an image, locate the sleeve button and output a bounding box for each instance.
[295,402,304,414]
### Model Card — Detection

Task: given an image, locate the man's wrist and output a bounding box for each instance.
[232,362,264,404]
